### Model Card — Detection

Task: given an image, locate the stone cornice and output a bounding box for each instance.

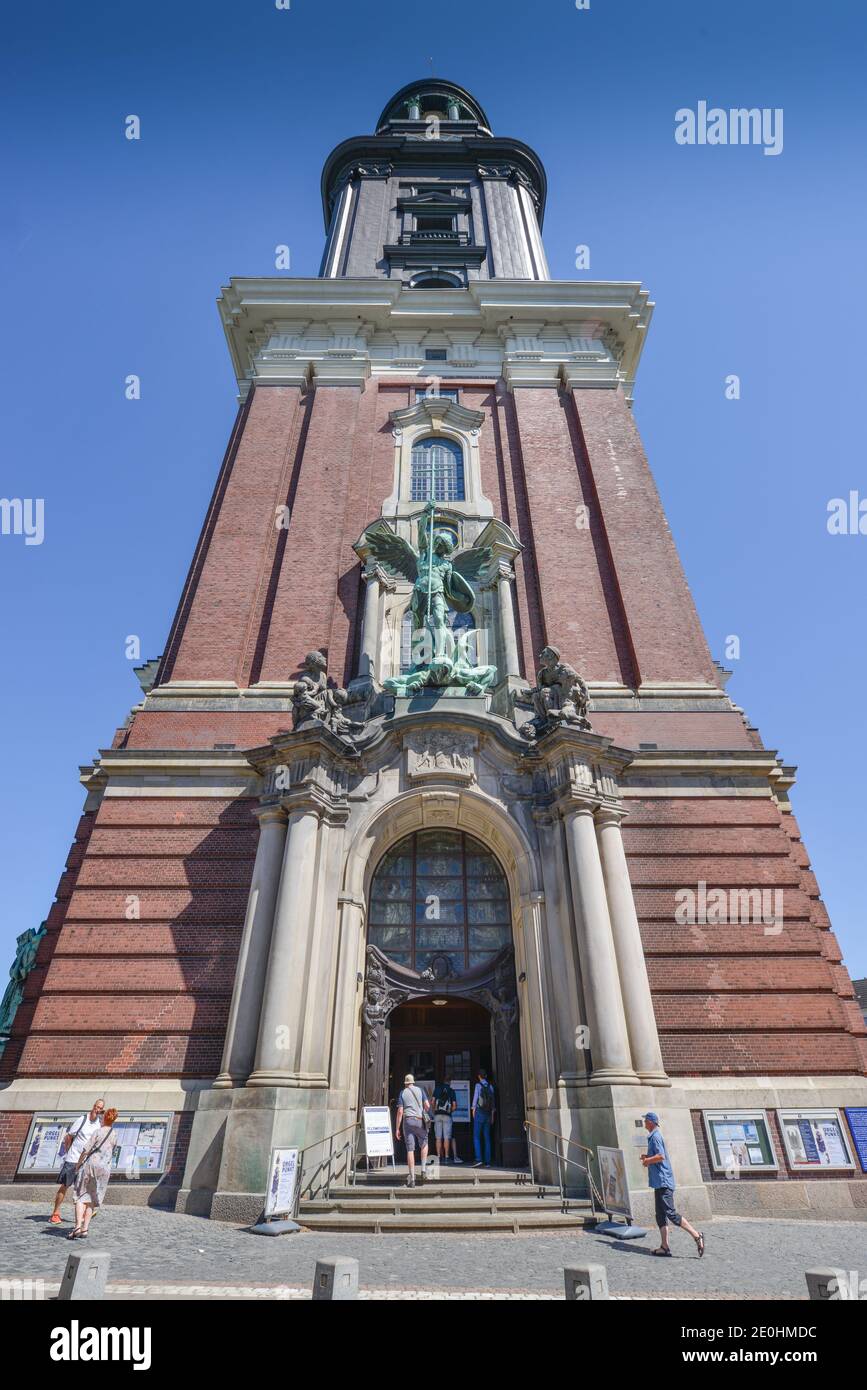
[218,277,653,403]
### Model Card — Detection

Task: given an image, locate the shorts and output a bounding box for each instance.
[58,1161,77,1188]
[654,1186,682,1229]
[434,1113,453,1141]
[403,1120,428,1154]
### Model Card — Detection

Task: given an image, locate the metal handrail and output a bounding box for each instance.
[295,1120,363,1215]
[522,1121,604,1216]
[524,1117,595,1163]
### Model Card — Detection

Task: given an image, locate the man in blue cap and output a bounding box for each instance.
[640,1112,705,1257]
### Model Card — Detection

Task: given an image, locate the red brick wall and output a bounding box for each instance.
[13,797,255,1080]
[629,797,867,1077]
[571,387,719,685]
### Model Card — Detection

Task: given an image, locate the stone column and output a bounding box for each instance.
[247,805,322,1087]
[494,563,521,679]
[596,808,669,1084]
[562,802,638,1085]
[358,564,382,682]
[214,804,288,1089]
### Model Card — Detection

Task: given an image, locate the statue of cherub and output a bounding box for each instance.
[291,650,364,741]
[515,644,591,740]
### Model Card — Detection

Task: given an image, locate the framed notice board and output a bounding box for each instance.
[17,1113,172,1177]
[777,1110,854,1171]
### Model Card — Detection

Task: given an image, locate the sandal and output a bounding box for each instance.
[66,1228,81,1240]
[696,1232,705,1258]
[651,1247,672,1256]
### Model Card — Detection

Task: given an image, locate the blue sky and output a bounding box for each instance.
[1,0,865,978]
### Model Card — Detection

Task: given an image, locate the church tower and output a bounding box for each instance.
[2,81,864,1223]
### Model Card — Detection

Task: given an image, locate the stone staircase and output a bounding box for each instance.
[297,1165,594,1233]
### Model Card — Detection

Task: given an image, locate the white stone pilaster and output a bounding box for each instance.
[213,804,288,1089]
[596,808,669,1085]
[562,802,638,1085]
[247,805,322,1086]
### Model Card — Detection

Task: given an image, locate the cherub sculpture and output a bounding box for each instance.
[290,650,364,742]
[515,644,591,740]
[362,504,498,696]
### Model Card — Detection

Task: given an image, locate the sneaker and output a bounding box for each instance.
[49,1213,62,1225]
[452,1155,463,1165]
[472,1160,484,1167]
[405,1176,415,1188]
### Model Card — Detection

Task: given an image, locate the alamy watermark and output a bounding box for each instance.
[675,102,783,157]
[675,881,783,934]
[0,498,44,546]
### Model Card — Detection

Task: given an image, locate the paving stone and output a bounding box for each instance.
[1,1200,865,1298]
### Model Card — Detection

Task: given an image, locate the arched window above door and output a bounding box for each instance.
[368,830,511,975]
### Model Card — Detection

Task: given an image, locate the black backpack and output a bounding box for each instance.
[477,1081,494,1114]
[435,1086,453,1114]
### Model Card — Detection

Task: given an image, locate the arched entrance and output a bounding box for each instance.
[360,826,527,1166]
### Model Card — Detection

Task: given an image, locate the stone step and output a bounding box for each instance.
[317,1183,561,1202]
[302,1195,588,1214]
[296,1208,594,1234]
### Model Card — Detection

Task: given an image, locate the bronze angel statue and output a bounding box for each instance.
[363,502,498,695]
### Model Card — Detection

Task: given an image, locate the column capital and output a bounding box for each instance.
[363,561,395,590]
[256,800,289,827]
[558,794,600,820]
[595,804,625,830]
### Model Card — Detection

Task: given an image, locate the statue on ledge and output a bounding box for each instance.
[362,504,497,696]
[0,922,47,1055]
[514,645,591,741]
[291,651,365,743]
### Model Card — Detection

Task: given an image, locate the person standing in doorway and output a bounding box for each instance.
[49,1098,105,1224]
[471,1069,496,1167]
[640,1112,705,1257]
[395,1073,430,1188]
[432,1077,461,1165]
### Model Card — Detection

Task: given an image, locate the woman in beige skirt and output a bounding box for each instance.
[68,1106,118,1239]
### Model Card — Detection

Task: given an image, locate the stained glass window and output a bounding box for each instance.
[368,830,511,973]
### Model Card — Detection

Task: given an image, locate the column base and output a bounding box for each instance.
[246,1070,329,1088]
[212,1071,244,1089]
[636,1069,672,1087]
[589,1067,641,1086]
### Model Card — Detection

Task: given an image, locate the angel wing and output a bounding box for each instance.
[363,520,418,583]
[451,545,492,586]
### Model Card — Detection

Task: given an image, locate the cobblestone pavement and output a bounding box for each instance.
[1,1201,864,1299]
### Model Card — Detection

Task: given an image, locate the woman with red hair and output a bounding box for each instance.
[68,1106,118,1240]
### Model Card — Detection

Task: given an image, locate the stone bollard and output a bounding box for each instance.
[312,1256,359,1301]
[805,1268,850,1301]
[58,1251,111,1301]
[564,1263,609,1301]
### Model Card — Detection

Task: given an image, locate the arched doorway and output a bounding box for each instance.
[360,827,527,1166]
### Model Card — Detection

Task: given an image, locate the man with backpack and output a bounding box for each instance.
[432,1077,462,1165]
[471,1069,496,1167]
[395,1072,431,1188]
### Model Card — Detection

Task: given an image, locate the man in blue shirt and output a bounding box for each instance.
[640,1112,705,1257]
